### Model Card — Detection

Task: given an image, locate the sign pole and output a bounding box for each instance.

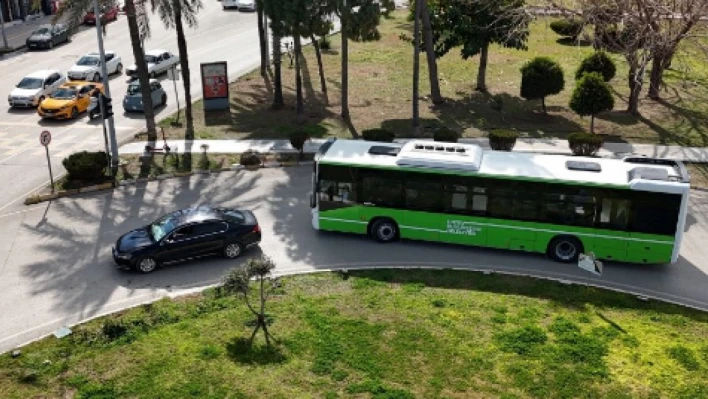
[40,131,54,193]
[45,146,54,193]
[171,66,181,124]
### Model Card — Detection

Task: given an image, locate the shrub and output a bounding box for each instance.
[318,36,331,51]
[289,131,310,160]
[568,133,603,156]
[576,51,616,82]
[62,151,108,181]
[569,72,614,133]
[495,325,548,355]
[550,19,584,40]
[520,57,565,114]
[239,150,261,166]
[101,319,129,341]
[489,129,518,151]
[433,127,458,143]
[362,128,395,143]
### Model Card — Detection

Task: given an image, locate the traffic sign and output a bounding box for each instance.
[40,130,52,146]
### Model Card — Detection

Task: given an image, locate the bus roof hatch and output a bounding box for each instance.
[395,141,484,172]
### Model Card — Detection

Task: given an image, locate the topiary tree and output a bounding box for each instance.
[222,255,279,347]
[569,72,615,134]
[549,19,584,40]
[575,51,616,82]
[520,57,565,114]
[568,132,604,156]
[362,128,395,143]
[433,127,459,143]
[289,131,310,160]
[488,129,518,151]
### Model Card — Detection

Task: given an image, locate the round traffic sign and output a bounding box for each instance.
[40,130,51,146]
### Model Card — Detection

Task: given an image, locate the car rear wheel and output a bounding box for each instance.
[92,73,101,82]
[48,41,54,49]
[149,71,156,78]
[71,107,79,119]
[116,63,123,74]
[136,257,158,273]
[161,94,167,106]
[223,243,243,259]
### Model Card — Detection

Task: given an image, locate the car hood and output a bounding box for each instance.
[41,98,75,109]
[70,65,96,74]
[28,34,50,41]
[10,88,40,97]
[118,227,155,252]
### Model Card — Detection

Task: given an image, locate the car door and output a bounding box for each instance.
[161,52,173,73]
[151,82,162,105]
[192,222,229,255]
[157,225,198,262]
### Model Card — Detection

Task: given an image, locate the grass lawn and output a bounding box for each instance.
[158,11,708,146]
[2,270,708,398]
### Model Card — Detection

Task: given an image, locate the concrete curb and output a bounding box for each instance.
[23,162,313,205]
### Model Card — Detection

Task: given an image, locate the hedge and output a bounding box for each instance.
[489,130,518,151]
[62,151,108,181]
[362,128,395,143]
[568,133,603,156]
[433,127,459,143]
[550,19,584,40]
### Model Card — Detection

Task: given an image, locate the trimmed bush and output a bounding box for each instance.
[289,131,310,159]
[319,36,331,51]
[62,151,108,181]
[576,51,616,82]
[489,129,519,152]
[239,150,261,166]
[568,132,603,156]
[520,57,565,114]
[433,127,458,143]
[550,19,583,40]
[362,128,395,143]
[569,72,615,133]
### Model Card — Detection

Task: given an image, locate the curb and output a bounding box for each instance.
[25,161,313,205]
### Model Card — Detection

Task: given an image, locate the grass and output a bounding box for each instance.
[2,269,708,398]
[156,11,708,147]
[687,163,708,190]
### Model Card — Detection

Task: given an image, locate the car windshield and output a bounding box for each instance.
[17,78,43,90]
[145,55,158,63]
[127,84,142,96]
[77,56,99,66]
[34,27,51,35]
[51,87,78,99]
[150,213,181,241]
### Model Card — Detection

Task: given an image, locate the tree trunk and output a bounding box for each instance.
[340,20,349,120]
[627,63,644,116]
[475,42,489,92]
[648,55,666,100]
[412,0,421,133]
[311,34,328,104]
[256,1,267,76]
[294,34,304,116]
[420,2,442,105]
[272,34,284,109]
[125,0,156,141]
[173,4,193,138]
[590,114,595,134]
[541,97,546,114]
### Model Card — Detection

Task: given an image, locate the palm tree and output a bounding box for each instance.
[55,0,158,141]
[412,0,421,134]
[150,0,203,137]
[256,0,268,76]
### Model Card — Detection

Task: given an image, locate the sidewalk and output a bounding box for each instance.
[118,138,708,163]
[1,13,58,52]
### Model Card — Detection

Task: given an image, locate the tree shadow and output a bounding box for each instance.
[225,337,287,365]
[556,37,593,47]
[595,110,641,126]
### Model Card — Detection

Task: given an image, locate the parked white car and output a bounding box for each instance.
[68,52,123,82]
[222,0,239,9]
[236,0,256,10]
[8,70,65,108]
[126,50,180,78]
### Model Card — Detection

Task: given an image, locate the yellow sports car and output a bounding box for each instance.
[38,81,104,119]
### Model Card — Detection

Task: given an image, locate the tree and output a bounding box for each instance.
[256,0,268,76]
[549,18,583,41]
[301,2,334,103]
[333,0,382,120]
[55,0,158,140]
[262,0,288,108]
[575,51,616,82]
[520,57,565,114]
[569,72,614,134]
[150,0,203,138]
[420,1,443,105]
[222,256,279,347]
[430,0,530,92]
[412,0,421,133]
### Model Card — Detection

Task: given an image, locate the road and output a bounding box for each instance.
[0,3,263,214]
[1,166,708,353]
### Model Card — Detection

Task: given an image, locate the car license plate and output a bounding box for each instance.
[131,106,137,110]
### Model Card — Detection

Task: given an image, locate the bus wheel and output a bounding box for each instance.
[371,219,399,243]
[548,236,582,263]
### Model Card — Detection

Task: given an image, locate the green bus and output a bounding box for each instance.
[310,139,691,264]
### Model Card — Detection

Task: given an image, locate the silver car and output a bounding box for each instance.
[126,50,180,78]
[8,70,65,108]
[123,79,167,112]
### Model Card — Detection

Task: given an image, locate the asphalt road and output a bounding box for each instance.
[0,3,263,214]
[0,166,707,353]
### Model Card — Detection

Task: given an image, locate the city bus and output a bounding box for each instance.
[310,139,691,264]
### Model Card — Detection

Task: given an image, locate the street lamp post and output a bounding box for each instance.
[93,0,119,169]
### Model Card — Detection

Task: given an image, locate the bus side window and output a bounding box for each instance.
[600,198,630,230]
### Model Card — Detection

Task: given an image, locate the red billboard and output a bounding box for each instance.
[201,62,228,100]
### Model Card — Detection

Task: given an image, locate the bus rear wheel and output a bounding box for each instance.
[548,236,582,263]
[370,219,399,243]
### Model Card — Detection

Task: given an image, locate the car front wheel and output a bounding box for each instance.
[223,242,243,259]
[136,257,158,273]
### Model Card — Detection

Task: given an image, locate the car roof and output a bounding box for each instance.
[59,81,101,89]
[145,49,169,56]
[88,51,114,57]
[26,70,59,78]
[172,207,223,225]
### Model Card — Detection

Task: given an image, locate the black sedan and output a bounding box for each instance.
[26,24,69,50]
[112,207,261,273]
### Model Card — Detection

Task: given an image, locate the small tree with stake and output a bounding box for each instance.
[569,72,615,134]
[520,57,565,114]
[223,256,279,347]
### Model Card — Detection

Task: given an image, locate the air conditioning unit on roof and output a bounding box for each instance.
[395,140,484,172]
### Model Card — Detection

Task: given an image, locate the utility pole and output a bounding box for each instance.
[0,2,9,50]
[93,0,119,169]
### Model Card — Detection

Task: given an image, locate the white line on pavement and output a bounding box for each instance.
[0,121,134,130]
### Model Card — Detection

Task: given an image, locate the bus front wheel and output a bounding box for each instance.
[548,236,583,263]
[370,219,399,243]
